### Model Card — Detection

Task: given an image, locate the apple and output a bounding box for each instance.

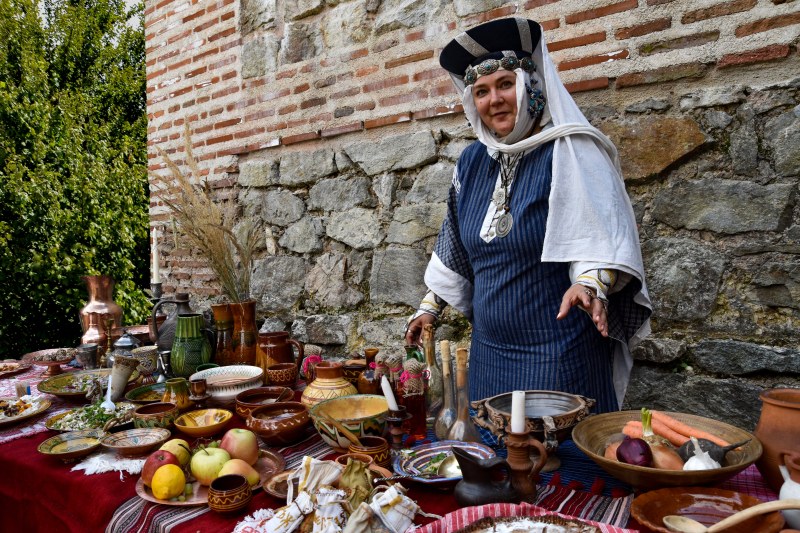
[160,438,191,466]
[190,447,230,486]
[218,458,260,487]
[141,449,181,487]
[219,428,259,465]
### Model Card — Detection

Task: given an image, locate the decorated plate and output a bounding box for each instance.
[45,401,137,432]
[454,515,600,533]
[392,440,496,487]
[125,382,167,404]
[135,447,285,506]
[37,368,139,399]
[38,429,105,461]
[0,396,52,427]
[101,427,171,456]
[0,360,33,379]
[22,348,75,365]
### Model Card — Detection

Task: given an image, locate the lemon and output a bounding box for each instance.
[151,464,186,500]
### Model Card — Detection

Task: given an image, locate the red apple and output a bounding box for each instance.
[219,428,259,465]
[141,449,181,487]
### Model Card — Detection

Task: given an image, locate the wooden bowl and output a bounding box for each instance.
[246,401,310,446]
[308,394,388,452]
[572,410,762,489]
[631,486,785,533]
[100,427,171,457]
[208,474,252,514]
[37,429,104,461]
[174,408,233,438]
[133,401,179,430]
[235,387,294,419]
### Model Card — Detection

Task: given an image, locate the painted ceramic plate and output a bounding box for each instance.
[135,447,285,506]
[22,348,75,365]
[454,515,600,533]
[392,440,496,487]
[0,360,32,379]
[101,427,171,456]
[45,401,137,432]
[37,368,139,399]
[0,396,52,427]
[37,429,105,461]
[125,382,167,404]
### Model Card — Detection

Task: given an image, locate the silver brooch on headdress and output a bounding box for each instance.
[464,53,536,86]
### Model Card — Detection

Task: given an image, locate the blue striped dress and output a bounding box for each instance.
[439,140,617,413]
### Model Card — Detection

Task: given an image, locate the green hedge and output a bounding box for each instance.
[0,0,149,357]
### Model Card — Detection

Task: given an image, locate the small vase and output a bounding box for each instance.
[230,300,258,366]
[211,303,235,366]
[79,275,123,357]
[170,313,213,378]
[162,377,193,412]
[301,361,357,408]
[357,348,381,395]
[110,355,139,401]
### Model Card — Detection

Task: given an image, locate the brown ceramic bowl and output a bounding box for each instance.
[348,435,391,469]
[335,452,373,468]
[234,386,294,419]
[265,363,298,389]
[572,410,762,489]
[208,474,252,514]
[100,427,171,457]
[342,358,366,385]
[246,401,310,446]
[132,402,179,430]
[631,486,785,533]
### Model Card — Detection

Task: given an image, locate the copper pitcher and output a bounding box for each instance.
[257,331,304,378]
[79,275,123,354]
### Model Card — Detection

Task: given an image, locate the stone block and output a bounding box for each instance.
[679,85,747,110]
[260,317,287,333]
[375,0,437,35]
[359,318,410,346]
[632,337,687,363]
[374,173,397,209]
[296,314,353,345]
[286,0,324,20]
[280,22,322,64]
[440,139,473,162]
[692,340,800,375]
[263,189,306,226]
[239,159,277,187]
[327,207,385,249]
[309,176,373,211]
[369,246,428,307]
[322,1,370,49]
[386,204,447,245]
[242,34,280,79]
[406,162,453,204]
[241,0,277,35]
[279,217,324,253]
[730,105,758,177]
[307,252,364,309]
[765,106,800,177]
[251,255,307,314]
[278,148,336,186]
[453,0,504,16]
[625,98,671,114]
[345,131,437,176]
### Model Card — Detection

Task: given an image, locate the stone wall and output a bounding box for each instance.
[146,0,800,429]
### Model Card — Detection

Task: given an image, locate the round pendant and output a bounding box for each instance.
[496,212,513,237]
[492,188,506,205]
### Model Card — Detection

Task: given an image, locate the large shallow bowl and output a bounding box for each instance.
[38,368,139,399]
[189,365,263,406]
[174,408,233,438]
[100,427,171,457]
[308,394,388,451]
[38,429,105,461]
[246,401,310,446]
[125,382,167,404]
[572,410,762,489]
[471,390,594,450]
[631,486,784,533]
[392,440,496,488]
[235,386,294,419]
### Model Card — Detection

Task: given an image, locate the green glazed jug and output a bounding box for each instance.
[170,313,213,378]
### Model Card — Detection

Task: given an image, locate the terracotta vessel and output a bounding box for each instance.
[151,293,195,353]
[247,401,310,446]
[453,447,519,507]
[348,436,391,469]
[357,348,381,395]
[169,313,213,378]
[756,388,800,491]
[161,377,193,412]
[256,331,303,378]
[505,431,548,503]
[79,275,123,354]
[266,362,298,389]
[230,300,258,366]
[300,361,357,408]
[780,451,800,529]
[342,358,366,386]
[208,474,252,514]
[211,303,235,366]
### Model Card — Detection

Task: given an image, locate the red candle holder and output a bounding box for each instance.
[385,406,411,451]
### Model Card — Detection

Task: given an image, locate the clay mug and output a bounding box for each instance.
[257,331,303,378]
[780,451,800,529]
[266,362,298,389]
[755,388,800,491]
[208,474,252,514]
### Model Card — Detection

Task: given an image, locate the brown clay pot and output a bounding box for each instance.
[300,361,357,408]
[208,474,252,514]
[755,388,800,492]
[348,435,391,469]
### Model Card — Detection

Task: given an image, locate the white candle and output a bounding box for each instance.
[511,390,526,434]
[381,375,399,412]
[151,226,161,284]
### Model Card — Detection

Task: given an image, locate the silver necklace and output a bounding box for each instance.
[494,153,521,238]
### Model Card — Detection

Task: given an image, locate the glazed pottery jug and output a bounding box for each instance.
[257,331,304,377]
[755,388,800,491]
[169,313,213,378]
[300,361,357,407]
[357,348,381,395]
[151,293,195,353]
[211,303,235,366]
[453,446,519,507]
[780,451,800,529]
[161,377,193,412]
[79,275,123,353]
[230,300,258,366]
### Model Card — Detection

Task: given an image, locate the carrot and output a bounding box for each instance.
[622,420,643,439]
[652,411,730,448]
[623,419,688,447]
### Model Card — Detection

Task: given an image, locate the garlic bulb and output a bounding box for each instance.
[683,436,721,471]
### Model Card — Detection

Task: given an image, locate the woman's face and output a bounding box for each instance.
[471,70,518,137]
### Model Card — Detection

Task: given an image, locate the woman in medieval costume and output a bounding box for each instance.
[405,17,651,413]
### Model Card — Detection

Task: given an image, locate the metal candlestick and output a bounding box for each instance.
[505,430,549,503]
[385,406,412,451]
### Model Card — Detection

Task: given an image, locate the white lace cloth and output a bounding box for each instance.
[71,450,145,480]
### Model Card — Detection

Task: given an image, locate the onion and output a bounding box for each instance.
[616,436,653,467]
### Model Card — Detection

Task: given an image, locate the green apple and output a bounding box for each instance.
[219,428,259,465]
[190,447,230,486]
[218,458,260,486]
[160,438,191,466]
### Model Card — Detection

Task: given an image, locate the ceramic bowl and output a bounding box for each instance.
[100,427,171,457]
[189,365,263,406]
[265,363,298,389]
[335,452,373,468]
[246,401,310,446]
[174,408,233,437]
[631,486,785,533]
[392,440,496,487]
[208,474,252,514]
[348,436,391,469]
[125,382,167,404]
[133,401,179,430]
[235,386,294,419]
[572,410,762,489]
[308,394,388,452]
[37,429,105,461]
[341,358,366,385]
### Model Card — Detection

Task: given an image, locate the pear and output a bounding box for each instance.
[218,458,260,486]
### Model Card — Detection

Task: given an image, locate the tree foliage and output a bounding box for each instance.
[0,0,148,357]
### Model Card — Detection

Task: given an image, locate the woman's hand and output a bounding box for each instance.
[556,284,609,337]
[404,313,437,346]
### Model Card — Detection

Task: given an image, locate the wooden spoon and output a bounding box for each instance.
[319,413,362,447]
[663,498,800,532]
